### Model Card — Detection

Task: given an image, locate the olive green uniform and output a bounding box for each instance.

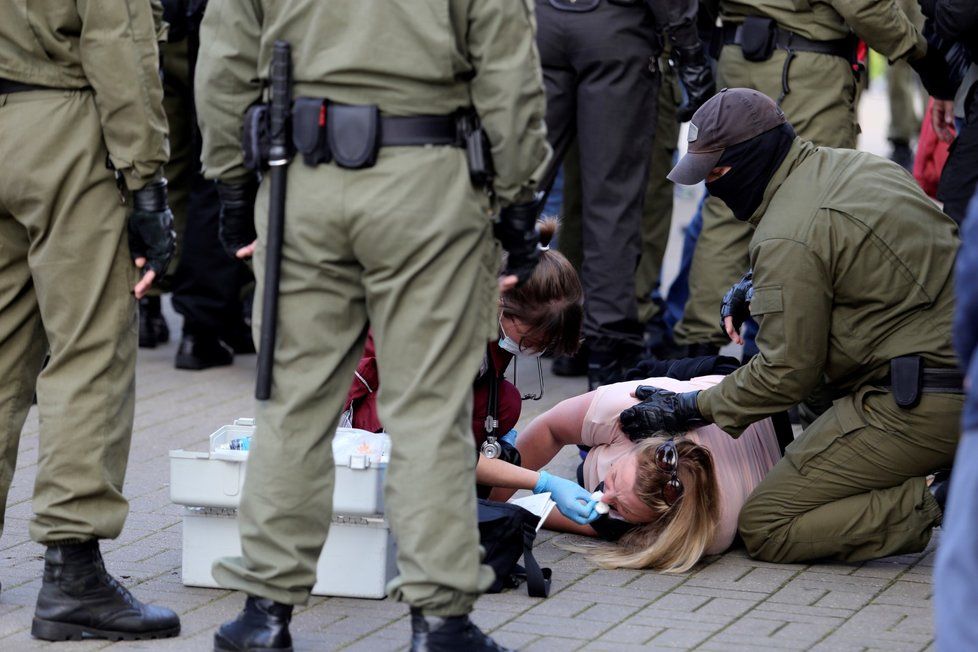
[196,0,549,614]
[0,0,167,544]
[560,60,683,324]
[887,0,925,145]
[696,138,961,563]
[674,0,928,348]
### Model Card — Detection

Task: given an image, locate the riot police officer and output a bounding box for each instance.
[537,0,715,389]
[0,0,179,641]
[195,1,550,650]
[620,89,963,565]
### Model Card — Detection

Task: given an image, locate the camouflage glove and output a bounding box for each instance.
[495,201,540,286]
[216,179,259,259]
[719,269,754,334]
[619,387,704,440]
[128,179,176,278]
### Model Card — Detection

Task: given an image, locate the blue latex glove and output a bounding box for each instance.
[500,429,518,447]
[533,471,599,525]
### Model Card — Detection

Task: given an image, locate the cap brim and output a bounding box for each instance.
[667,149,724,185]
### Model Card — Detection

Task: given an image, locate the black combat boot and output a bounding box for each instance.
[889,139,914,172]
[138,296,170,348]
[214,596,294,652]
[32,540,180,641]
[410,608,512,652]
[587,341,643,391]
[551,344,588,377]
[175,332,234,370]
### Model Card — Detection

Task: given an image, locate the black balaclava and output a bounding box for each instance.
[705,122,796,221]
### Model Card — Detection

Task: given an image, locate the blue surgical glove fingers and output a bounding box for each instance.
[500,429,518,447]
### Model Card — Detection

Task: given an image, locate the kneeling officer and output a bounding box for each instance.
[620,88,963,564]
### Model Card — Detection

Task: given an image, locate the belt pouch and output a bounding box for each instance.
[458,112,494,186]
[326,103,380,169]
[292,97,331,167]
[890,355,923,409]
[242,103,271,172]
[740,16,777,62]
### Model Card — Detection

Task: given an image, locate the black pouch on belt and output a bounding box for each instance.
[740,16,778,62]
[891,355,923,409]
[242,103,271,172]
[327,103,380,169]
[292,97,331,167]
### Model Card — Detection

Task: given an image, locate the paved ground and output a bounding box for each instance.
[0,85,942,651]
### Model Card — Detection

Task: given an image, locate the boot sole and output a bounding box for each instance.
[31,617,180,641]
[214,632,293,652]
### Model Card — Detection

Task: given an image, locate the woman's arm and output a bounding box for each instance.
[476,456,540,490]
[515,391,596,471]
[543,509,598,537]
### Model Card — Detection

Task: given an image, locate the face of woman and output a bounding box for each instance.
[498,313,548,355]
[601,452,657,524]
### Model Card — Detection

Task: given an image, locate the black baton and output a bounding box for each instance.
[256,41,292,400]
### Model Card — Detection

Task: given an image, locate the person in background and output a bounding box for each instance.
[934,190,978,651]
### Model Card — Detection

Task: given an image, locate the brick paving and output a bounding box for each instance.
[0,86,940,651]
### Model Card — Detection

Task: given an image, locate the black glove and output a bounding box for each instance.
[128,179,176,278]
[495,200,540,286]
[216,179,259,259]
[909,46,958,100]
[673,45,716,123]
[619,387,704,440]
[719,269,754,334]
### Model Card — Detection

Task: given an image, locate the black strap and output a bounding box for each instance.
[380,114,461,147]
[0,79,51,94]
[519,526,551,598]
[880,368,965,394]
[722,23,856,62]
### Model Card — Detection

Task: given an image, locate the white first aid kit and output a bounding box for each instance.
[169,420,397,598]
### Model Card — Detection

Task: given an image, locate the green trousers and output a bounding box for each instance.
[561,61,681,324]
[887,60,921,144]
[0,89,137,544]
[212,146,497,614]
[739,386,961,563]
[674,46,858,346]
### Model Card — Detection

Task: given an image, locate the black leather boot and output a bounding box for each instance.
[214,596,293,652]
[32,540,180,641]
[138,296,170,349]
[410,608,512,652]
[175,332,234,370]
[551,345,588,377]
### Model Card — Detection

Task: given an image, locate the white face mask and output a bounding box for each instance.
[498,319,543,358]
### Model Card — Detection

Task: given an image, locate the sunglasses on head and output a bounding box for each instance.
[655,439,684,507]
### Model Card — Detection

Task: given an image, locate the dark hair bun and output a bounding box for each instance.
[537,216,559,248]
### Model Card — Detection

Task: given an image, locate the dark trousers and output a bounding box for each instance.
[535,0,659,351]
[938,84,978,224]
[163,37,253,338]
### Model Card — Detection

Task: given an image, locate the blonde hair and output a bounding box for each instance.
[577,436,720,573]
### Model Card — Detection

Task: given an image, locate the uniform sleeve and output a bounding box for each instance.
[194,0,263,183]
[466,0,552,205]
[826,0,927,62]
[697,237,832,437]
[76,0,169,190]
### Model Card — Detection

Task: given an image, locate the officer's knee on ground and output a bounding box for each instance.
[737,493,793,564]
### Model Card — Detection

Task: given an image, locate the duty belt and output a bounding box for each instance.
[722,23,856,63]
[0,78,50,94]
[880,368,965,395]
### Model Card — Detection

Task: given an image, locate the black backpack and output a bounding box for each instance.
[477,499,551,597]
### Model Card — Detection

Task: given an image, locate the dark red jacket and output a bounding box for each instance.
[345,333,521,444]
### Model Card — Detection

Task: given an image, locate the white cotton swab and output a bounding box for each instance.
[590,490,610,515]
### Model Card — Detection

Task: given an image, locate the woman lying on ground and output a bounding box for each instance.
[478,375,782,572]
